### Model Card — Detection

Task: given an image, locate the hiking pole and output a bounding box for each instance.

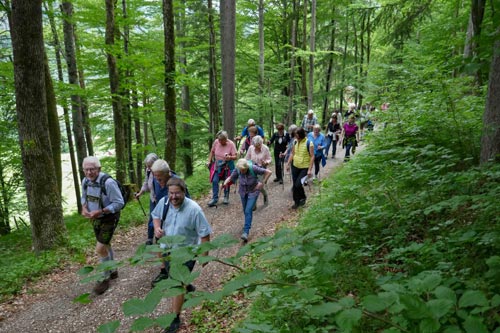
[135,193,147,216]
[280,156,285,191]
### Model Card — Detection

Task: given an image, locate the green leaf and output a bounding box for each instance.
[77,266,94,276]
[442,326,462,333]
[130,317,155,331]
[97,320,120,333]
[427,299,454,319]
[72,293,92,304]
[338,296,356,308]
[363,292,398,312]
[458,290,488,308]
[400,294,431,319]
[434,286,457,304]
[155,313,178,329]
[335,308,362,331]
[309,302,343,317]
[123,298,149,316]
[419,317,440,333]
[463,316,488,333]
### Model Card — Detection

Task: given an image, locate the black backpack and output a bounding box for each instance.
[84,173,130,210]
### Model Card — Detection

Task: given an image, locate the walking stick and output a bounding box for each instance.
[280,156,285,190]
[135,194,147,217]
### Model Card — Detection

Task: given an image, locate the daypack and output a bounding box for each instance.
[83,173,130,210]
[237,160,256,177]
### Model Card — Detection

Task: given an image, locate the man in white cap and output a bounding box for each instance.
[301,109,318,134]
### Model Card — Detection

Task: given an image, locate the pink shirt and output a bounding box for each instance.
[211,139,237,161]
[343,122,358,137]
[246,144,272,167]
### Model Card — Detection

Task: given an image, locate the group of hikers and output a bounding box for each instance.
[79,106,375,333]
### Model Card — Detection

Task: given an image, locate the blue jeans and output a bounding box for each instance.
[324,135,337,157]
[345,142,354,160]
[240,193,259,234]
[212,168,230,201]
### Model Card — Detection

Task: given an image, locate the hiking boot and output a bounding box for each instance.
[163,316,181,333]
[263,193,268,206]
[223,196,229,205]
[279,179,283,184]
[93,278,110,295]
[273,178,280,182]
[291,202,299,209]
[145,239,153,246]
[151,270,169,288]
[298,199,306,207]
[208,199,218,207]
[241,232,248,242]
[110,270,118,280]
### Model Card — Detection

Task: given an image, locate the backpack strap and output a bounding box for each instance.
[161,198,170,225]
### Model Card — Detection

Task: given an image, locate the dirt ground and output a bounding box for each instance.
[0,147,353,333]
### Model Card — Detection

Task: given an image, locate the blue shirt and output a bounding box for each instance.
[241,125,265,138]
[81,173,124,216]
[151,197,211,248]
[229,164,267,198]
[307,132,326,157]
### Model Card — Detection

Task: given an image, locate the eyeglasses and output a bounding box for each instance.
[83,167,98,172]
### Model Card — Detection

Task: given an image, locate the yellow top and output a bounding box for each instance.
[293,138,311,169]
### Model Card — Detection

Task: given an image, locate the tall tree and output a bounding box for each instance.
[177,0,193,176]
[480,33,500,163]
[287,0,298,124]
[62,1,87,181]
[10,0,66,251]
[322,18,336,121]
[104,0,126,182]
[463,0,486,85]
[163,0,177,168]
[45,1,81,212]
[220,0,236,139]
[208,0,220,147]
[308,0,316,110]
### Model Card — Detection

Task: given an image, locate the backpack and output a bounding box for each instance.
[237,160,256,177]
[84,173,130,210]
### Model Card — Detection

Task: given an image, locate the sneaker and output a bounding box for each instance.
[223,196,229,205]
[151,270,169,288]
[241,232,248,242]
[279,180,283,184]
[263,194,268,206]
[145,239,153,246]
[291,203,299,209]
[252,204,257,211]
[298,199,306,207]
[93,278,110,295]
[273,178,280,182]
[208,199,218,207]
[163,316,181,333]
[110,270,118,280]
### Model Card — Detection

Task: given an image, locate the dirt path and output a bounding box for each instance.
[0,147,357,333]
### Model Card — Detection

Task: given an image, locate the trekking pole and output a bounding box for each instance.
[280,157,285,191]
[134,193,147,217]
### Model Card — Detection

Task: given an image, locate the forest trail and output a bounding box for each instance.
[0,144,363,333]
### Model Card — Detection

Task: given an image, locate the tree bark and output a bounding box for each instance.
[105,0,126,183]
[322,18,336,122]
[208,0,220,148]
[220,0,236,139]
[62,1,87,181]
[45,1,82,212]
[308,0,316,111]
[480,36,500,163]
[10,0,66,252]
[463,0,486,85]
[163,0,177,169]
[287,0,298,124]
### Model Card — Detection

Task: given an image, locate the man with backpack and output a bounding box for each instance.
[151,177,212,333]
[81,156,125,295]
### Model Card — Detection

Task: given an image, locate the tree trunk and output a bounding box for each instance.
[300,0,307,107]
[133,86,142,184]
[10,0,66,252]
[44,53,62,194]
[258,0,265,122]
[105,0,126,183]
[208,0,220,148]
[463,0,486,85]
[45,1,82,212]
[322,18,336,122]
[340,13,349,112]
[220,0,236,139]
[308,0,316,111]
[287,0,298,124]
[162,0,177,169]
[480,36,500,163]
[62,1,87,181]
[177,0,193,176]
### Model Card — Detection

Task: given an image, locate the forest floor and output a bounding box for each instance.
[0,144,360,333]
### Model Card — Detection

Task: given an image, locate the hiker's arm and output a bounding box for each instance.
[104,180,125,213]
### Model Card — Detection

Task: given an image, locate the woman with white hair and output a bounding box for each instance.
[223,158,271,242]
[135,153,159,245]
[245,135,272,206]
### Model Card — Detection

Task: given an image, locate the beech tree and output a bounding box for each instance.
[220,0,236,139]
[10,0,66,251]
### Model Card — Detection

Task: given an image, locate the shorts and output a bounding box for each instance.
[93,213,120,245]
